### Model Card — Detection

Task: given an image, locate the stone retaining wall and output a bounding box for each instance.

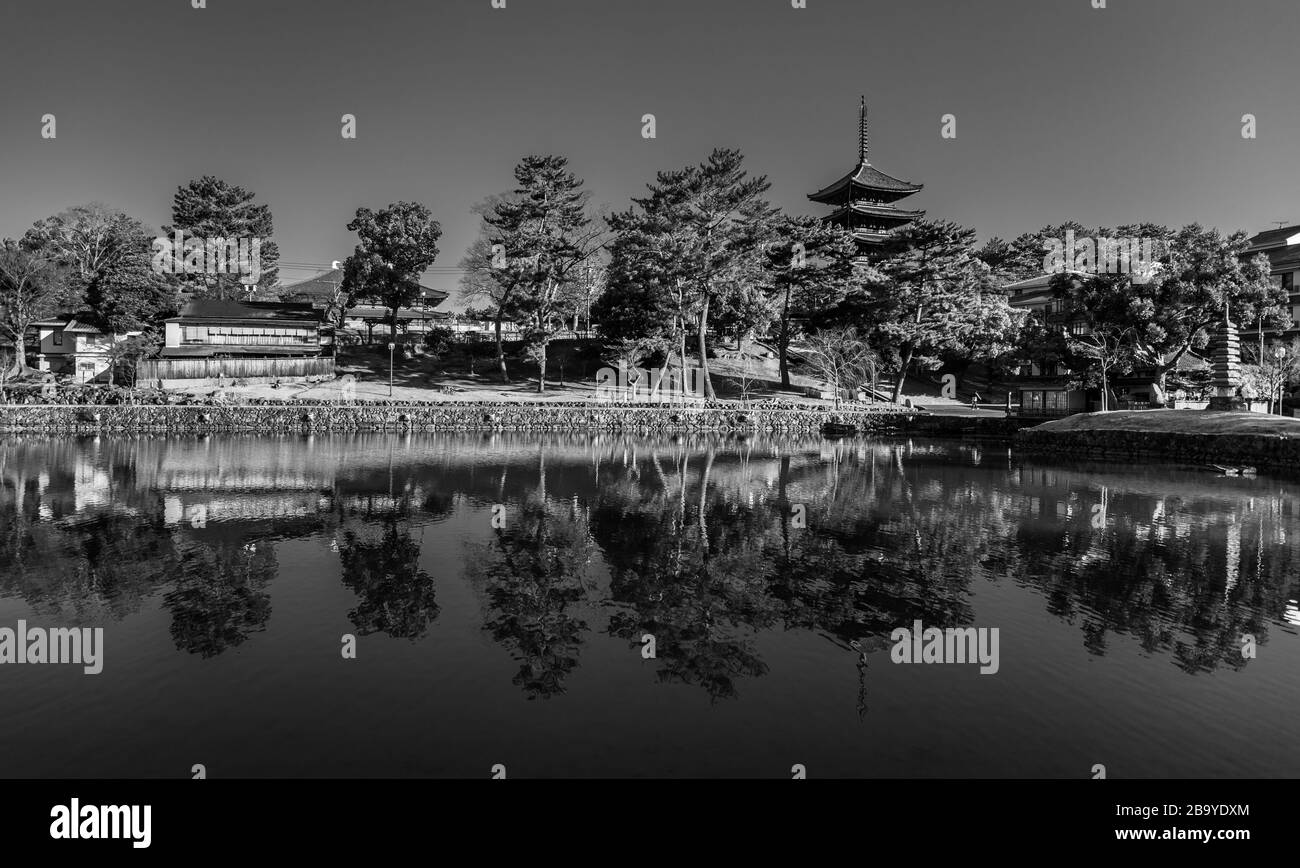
[0,403,921,434]
[1015,426,1300,469]
[892,415,1037,438]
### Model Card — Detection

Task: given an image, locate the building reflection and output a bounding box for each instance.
[1,433,1297,696]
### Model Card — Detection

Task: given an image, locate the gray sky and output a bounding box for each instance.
[2,0,1297,303]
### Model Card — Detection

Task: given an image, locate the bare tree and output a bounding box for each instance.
[460,195,521,383]
[0,239,65,378]
[1068,324,1134,412]
[1242,336,1300,413]
[802,327,877,409]
[0,346,12,399]
[733,354,767,406]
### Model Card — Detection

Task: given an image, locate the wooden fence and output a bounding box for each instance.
[137,356,335,383]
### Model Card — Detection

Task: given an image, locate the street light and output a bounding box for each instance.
[388,341,396,398]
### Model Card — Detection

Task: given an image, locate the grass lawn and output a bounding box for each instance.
[166,340,859,406]
[1032,409,1300,437]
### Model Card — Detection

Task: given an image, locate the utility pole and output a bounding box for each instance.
[584,265,593,335]
[388,341,395,398]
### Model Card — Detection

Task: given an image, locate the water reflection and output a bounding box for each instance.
[165,541,274,658]
[469,493,596,699]
[1,433,1297,696]
[339,521,440,640]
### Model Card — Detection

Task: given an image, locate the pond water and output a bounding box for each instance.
[0,433,1297,778]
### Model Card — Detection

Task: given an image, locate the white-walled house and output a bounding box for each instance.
[1244,225,1300,339]
[27,316,140,382]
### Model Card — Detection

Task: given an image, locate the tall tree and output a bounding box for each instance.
[25,204,144,292]
[25,204,175,332]
[822,219,1020,401]
[484,155,603,393]
[625,149,779,399]
[87,250,177,335]
[341,202,443,341]
[974,234,1046,284]
[164,175,281,298]
[764,216,861,388]
[600,198,698,381]
[1055,224,1285,406]
[0,239,65,377]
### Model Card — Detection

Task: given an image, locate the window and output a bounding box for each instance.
[52,329,63,346]
[1282,272,1296,292]
[183,323,316,345]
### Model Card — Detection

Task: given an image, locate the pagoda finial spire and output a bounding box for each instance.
[858,96,869,164]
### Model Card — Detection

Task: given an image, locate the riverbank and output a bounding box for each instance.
[1015,409,1300,469]
[0,401,922,433]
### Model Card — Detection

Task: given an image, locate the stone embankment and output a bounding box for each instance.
[1015,415,1300,470]
[0,402,922,434]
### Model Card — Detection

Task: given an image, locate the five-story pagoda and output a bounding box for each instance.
[809,97,924,256]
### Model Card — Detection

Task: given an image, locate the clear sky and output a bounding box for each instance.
[2,0,1297,304]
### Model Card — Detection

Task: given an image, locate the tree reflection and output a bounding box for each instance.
[164,541,275,658]
[338,520,440,640]
[0,504,179,622]
[467,492,595,699]
[2,433,1298,689]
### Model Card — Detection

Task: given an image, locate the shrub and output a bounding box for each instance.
[423,326,456,358]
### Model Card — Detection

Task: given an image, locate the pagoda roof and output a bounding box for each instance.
[849,228,895,245]
[826,202,927,222]
[809,161,923,203]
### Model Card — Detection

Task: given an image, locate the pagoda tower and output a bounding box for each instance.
[808,97,924,256]
[1207,305,1248,412]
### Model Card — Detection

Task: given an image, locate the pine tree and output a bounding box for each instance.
[485,155,603,393]
[615,148,779,399]
[823,219,1020,402]
[164,176,281,299]
[764,215,861,388]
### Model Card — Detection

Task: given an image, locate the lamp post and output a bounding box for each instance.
[388,341,396,398]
